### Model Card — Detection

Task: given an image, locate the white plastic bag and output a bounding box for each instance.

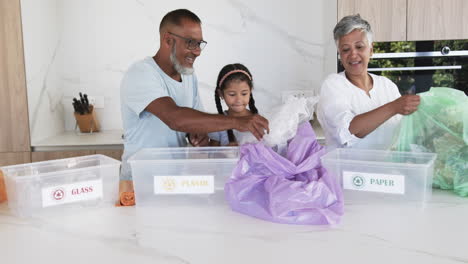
[237,96,319,154]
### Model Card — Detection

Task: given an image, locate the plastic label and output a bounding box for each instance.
[343,171,405,194]
[41,179,103,207]
[154,175,214,194]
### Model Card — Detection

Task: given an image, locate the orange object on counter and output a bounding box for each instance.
[117,180,135,206]
[0,171,7,203]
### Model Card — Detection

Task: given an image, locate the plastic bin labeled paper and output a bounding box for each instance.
[1,155,120,217]
[321,148,437,207]
[129,147,240,228]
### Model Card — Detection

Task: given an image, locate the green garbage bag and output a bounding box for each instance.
[392,87,468,196]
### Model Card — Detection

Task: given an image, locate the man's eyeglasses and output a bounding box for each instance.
[168,32,207,51]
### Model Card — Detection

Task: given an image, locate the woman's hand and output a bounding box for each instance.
[391,95,421,115]
[349,94,420,138]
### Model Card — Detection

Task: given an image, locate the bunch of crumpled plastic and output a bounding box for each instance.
[237,96,317,154]
[225,97,344,225]
[392,88,468,196]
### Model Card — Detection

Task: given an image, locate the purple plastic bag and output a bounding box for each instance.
[225,122,344,225]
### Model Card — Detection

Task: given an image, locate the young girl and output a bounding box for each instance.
[209,63,259,146]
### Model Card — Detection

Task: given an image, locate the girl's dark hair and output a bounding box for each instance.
[214,63,258,143]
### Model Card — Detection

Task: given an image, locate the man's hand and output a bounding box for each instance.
[146,97,269,139]
[235,114,270,140]
[189,133,209,147]
[391,95,421,115]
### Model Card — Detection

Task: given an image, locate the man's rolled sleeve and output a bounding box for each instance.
[122,64,168,117]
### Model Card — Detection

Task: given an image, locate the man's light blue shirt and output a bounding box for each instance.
[120,57,203,180]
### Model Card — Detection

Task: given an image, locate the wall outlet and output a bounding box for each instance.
[88,96,105,108]
[281,90,315,103]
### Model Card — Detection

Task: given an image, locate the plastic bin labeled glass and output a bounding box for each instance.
[321,148,437,207]
[1,155,120,217]
[129,147,241,233]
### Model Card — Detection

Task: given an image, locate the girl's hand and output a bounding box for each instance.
[392,95,421,115]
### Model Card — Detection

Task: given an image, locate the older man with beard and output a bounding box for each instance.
[118,9,269,204]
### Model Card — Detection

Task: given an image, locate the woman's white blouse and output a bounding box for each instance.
[317,72,402,150]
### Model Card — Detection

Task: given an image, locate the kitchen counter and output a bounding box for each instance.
[0,189,467,264]
[32,130,124,151]
[31,125,324,151]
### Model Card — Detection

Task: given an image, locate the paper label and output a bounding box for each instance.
[154,175,214,194]
[41,179,103,207]
[343,171,405,194]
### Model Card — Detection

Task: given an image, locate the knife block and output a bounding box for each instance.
[74,105,100,133]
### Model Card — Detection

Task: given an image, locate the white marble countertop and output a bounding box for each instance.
[1,189,467,264]
[32,130,124,151]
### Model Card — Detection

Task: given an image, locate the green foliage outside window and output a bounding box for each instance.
[370,40,467,94]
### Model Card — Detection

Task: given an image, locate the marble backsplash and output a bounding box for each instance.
[20,0,337,144]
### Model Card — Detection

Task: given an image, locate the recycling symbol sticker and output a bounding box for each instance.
[52,188,65,200]
[352,175,365,188]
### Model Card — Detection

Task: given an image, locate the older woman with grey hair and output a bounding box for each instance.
[317,14,421,149]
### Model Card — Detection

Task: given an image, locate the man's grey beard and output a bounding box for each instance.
[170,44,194,75]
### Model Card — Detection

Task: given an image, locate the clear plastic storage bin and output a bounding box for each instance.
[129,147,240,228]
[1,154,120,217]
[321,148,437,207]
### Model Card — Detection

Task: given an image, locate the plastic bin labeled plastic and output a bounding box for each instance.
[321,148,437,207]
[129,147,240,229]
[1,154,120,217]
